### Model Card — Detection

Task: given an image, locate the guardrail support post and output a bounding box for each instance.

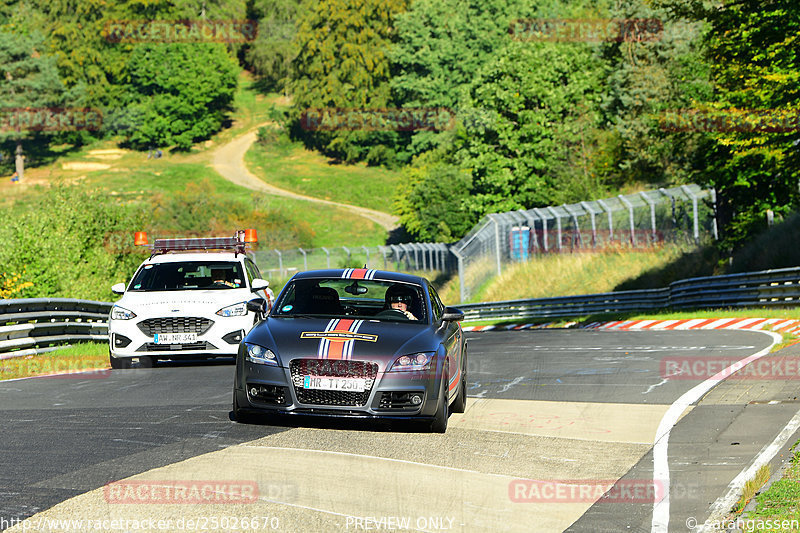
[321,247,330,269]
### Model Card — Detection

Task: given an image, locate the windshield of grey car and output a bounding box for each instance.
[272,278,427,322]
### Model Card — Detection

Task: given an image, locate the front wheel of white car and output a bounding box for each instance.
[109,352,132,369]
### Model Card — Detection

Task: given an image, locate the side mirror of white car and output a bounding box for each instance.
[111,282,126,295]
[251,278,270,292]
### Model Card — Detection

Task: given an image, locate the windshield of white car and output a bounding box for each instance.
[272,278,427,323]
[128,261,246,291]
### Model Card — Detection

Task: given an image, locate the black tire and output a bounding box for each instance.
[137,356,154,368]
[109,353,132,370]
[450,348,467,414]
[429,375,449,433]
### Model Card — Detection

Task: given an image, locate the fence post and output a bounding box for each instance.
[342,246,351,266]
[618,195,635,246]
[451,247,466,303]
[710,188,718,240]
[534,208,548,252]
[546,207,562,251]
[563,204,582,249]
[298,248,307,270]
[581,201,597,248]
[639,192,657,244]
[321,247,331,269]
[681,185,700,244]
[361,246,370,268]
[597,199,613,244]
[490,215,502,276]
[274,249,283,277]
[380,246,388,269]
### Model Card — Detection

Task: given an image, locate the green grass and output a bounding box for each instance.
[245,136,402,213]
[0,342,109,381]
[742,446,800,532]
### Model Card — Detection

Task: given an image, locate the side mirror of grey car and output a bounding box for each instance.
[247,298,267,314]
[442,307,464,322]
[111,283,126,295]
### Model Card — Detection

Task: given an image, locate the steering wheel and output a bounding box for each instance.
[375,309,409,320]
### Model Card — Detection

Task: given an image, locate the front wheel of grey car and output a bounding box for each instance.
[429,374,449,433]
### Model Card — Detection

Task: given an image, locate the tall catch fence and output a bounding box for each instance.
[449,185,716,302]
[251,184,716,303]
[251,243,452,282]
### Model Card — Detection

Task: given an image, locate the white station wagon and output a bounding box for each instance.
[108,230,273,369]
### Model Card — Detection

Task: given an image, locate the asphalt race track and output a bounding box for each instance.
[2,328,800,533]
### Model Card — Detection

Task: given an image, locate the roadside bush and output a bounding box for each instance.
[0,184,147,300]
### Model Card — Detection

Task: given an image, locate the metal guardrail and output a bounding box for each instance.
[0,299,111,360]
[0,266,798,358]
[457,267,800,322]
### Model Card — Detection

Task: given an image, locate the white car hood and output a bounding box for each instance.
[115,289,250,315]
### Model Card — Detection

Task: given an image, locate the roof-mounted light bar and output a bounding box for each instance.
[134,229,258,257]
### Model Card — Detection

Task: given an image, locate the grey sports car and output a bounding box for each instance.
[232,268,466,432]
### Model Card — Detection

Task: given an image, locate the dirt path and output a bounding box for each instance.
[211,127,399,231]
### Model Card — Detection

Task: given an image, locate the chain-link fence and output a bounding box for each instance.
[251,243,452,287]
[450,185,716,302]
[250,184,716,303]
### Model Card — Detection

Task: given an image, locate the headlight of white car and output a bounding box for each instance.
[245,343,279,366]
[216,302,248,317]
[389,352,433,372]
[110,305,136,320]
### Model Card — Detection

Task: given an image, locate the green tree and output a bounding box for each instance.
[245,0,298,93]
[394,150,473,242]
[454,41,608,216]
[600,1,712,188]
[0,29,65,181]
[656,0,800,251]
[287,0,408,164]
[123,43,239,150]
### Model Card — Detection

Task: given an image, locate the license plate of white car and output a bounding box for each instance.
[154,332,197,344]
[303,376,366,392]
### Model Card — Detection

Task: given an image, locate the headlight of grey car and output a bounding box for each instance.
[389,352,433,372]
[245,343,280,366]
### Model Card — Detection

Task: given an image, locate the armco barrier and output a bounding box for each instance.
[457,266,800,322]
[0,299,111,359]
[0,266,798,358]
